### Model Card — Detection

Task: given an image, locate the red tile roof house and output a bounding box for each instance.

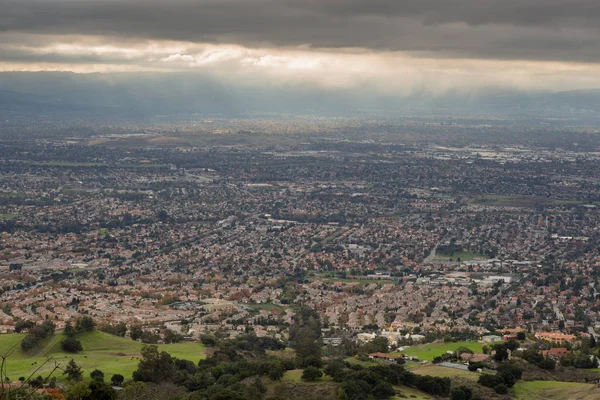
[460,353,491,363]
[541,348,570,359]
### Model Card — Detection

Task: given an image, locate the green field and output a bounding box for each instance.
[0,214,17,220]
[0,331,205,382]
[393,341,483,361]
[512,381,600,400]
[410,365,480,382]
[433,250,488,262]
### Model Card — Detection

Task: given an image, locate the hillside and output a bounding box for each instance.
[0,331,205,382]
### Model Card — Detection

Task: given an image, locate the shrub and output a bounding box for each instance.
[90,369,105,382]
[61,337,83,353]
[301,366,323,381]
[478,374,503,389]
[110,374,124,386]
[494,383,509,394]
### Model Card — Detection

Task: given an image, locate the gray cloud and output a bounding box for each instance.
[1,0,600,62]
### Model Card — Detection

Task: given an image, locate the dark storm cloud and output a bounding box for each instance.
[1,0,600,62]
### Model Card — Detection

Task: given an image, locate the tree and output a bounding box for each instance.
[496,363,523,385]
[506,339,520,352]
[110,374,124,386]
[87,381,116,400]
[451,386,473,400]
[294,327,322,367]
[64,359,83,381]
[20,320,55,351]
[372,382,395,399]
[132,345,175,383]
[494,383,509,395]
[456,347,474,356]
[164,329,184,344]
[301,366,323,381]
[478,374,503,389]
[341,379,372,400]
[64,322,76,337]
[157,209,169,221]
[268,366,284,381]
[14,319,35,333]
[130,326,143,341]
[61,337,83,353]
[538,357,556,370]
[90,369,104,382]
[361,337,389,354]
[100,322,128,337]
[64,381,91,400]
[493,344,509,362]
[75,316,95,332]
[200,334,217,346]
[30,375,44,388]
[516,332,526,341]
[324,359,345,379]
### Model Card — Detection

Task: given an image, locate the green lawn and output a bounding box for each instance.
[0,214,17,220]
[392,341,483,361]
[0,331,204,382]
[512,381,600,400]
[410,365,480,382]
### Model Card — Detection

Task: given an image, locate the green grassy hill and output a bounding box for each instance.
[0,331,205,382]
[512,381,600,400]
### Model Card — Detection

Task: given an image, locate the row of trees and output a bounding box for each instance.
[478,363,523,395]
[126,341,451,400]
[100,323,185,344]
[63,359,123,400]
[20,320,55,351]
[61,316,97,353]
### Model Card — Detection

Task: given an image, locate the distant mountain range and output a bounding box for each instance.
[1,72,600,120]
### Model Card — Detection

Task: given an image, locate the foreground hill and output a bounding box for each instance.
[513,381,600,400]
[0,331,205,382]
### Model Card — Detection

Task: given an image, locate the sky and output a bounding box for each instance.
[1,0,600,94]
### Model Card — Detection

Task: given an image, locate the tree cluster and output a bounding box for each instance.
[20,320,55,351]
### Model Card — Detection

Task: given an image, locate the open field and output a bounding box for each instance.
[266,348,295,359]
[512,380,600,400]
[392,341,484,361]
[0,214,17,220]
[433,250,488,262]
[0,331,205,382]
[410,365,480,382]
